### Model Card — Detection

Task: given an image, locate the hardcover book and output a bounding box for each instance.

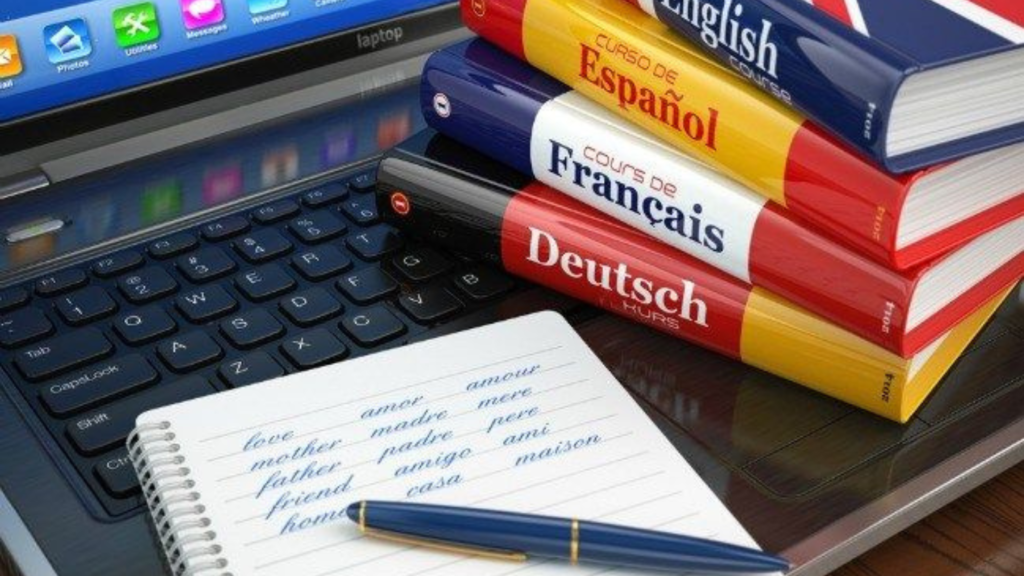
[620,0,1024,171]
[374,130,1013,422]
[421,39,1024,357]
[459,0,1024,269]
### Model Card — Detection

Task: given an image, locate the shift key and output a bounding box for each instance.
[67,377,213,456]
[15,328,113,382]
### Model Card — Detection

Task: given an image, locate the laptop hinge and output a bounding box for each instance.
[0,170,50,202]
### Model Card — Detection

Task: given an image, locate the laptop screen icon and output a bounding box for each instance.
[0,35,23,78]
[43,19,93,64]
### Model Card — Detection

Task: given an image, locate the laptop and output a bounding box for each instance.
[0,2,1020,575]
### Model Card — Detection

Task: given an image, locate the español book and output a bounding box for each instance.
[459,0,1024,269]
[374,130,1013,422]
[617,0,1024,172]
[421,38,1024,357]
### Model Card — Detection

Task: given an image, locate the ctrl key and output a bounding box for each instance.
[66,377,213,456]
[95,449,140,498]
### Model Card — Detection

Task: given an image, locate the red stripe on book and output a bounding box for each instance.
[748,203,908,353]
[783,121,908,263]
[461,0,528,59]
[810,0,855,26]
[966,0,1024,27]
[501,183,749,357]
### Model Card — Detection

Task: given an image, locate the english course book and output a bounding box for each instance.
[619,0,1024,172]
[374,130,1013,422]
[459,0,1024,270]
[421,39,1024,357]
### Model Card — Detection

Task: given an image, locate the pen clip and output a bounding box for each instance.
[358,502,527,562]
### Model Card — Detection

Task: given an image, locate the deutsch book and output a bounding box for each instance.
[375,129,1013,423]
[618,0,1024,172]
[421,38,1024,357]
[459,0,1024,270]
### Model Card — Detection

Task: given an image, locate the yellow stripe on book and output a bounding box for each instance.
[739,286,1011,422]
[520,0,802,206]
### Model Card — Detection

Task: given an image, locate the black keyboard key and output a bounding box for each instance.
[66,376,213,456]
[454,267,515,301]
[302,184,349,208]
[392,248,454,283]
[56,286,118,326]
[219,351,285,388]
[0,308,53,348]
[337,268,398,304]
[348,172,375,192]
[114,306,177,346]
[340,194,380,225]
[15,328,113,382]
[280,287,343,327]
[92,252,144,279]
[175,285,238,323]
[41,355,159,417]
[0,288,30,313]
[346,225,403,261]
[281,329,349,369]
[288,212,347,245]
[157,332,224,373]
[236,264,296,302]
[220,309,284,349]
[35,269,88,297]
[233,229,294,264]
[148,233,198,259]
[252,200,300,224]
[201,216,250,241]
[398,287,464,324]
[176,247,237,283]
[291,245,352,281]
[95,449,141,497]
[340,306,406,347]
[118,268,179,304]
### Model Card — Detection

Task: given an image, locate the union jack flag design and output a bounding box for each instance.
[801,0,1024,60]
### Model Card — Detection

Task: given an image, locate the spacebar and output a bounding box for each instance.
[66,377,214,456]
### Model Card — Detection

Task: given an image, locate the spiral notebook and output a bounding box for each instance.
[128,312,771,576]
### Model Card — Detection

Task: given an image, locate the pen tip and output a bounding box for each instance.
[345,502,361,523]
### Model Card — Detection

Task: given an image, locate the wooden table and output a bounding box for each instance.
[1,464,1021,575]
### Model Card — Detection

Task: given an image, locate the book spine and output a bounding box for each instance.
[459,0,913,266]
[378,132,917,421]
[423,40,914,353]
[623,0,909,168]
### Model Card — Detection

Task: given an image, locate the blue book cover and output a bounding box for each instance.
[629,0,1024,171]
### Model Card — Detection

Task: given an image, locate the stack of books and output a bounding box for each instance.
[375,0,1024,422]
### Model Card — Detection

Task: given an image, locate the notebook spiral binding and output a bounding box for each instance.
[128,421,230,576]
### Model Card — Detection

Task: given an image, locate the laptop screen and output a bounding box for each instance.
[0,0,450,124]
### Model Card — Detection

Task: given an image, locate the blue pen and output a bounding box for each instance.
[346,501,790,573]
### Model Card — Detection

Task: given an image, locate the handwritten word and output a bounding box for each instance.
[503,424,552,447]
[255,460,341,500]
[394,447,472,477]
[371,408,448,439]
[268,474,353,522]
[465,364,540,392]
[477,386,533,410]
[378,428,453,465]
[250,437,343,473]
[486,407,539,434]
[360,395,424,419]
[515,435,602,467]
[407,473,463,499]
[243,430,294,451]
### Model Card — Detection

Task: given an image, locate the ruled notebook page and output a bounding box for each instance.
[135,312,771,575]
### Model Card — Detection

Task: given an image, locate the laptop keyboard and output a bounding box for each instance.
[0,168,519,517]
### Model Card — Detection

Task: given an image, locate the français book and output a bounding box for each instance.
[619,0,1024,172]
[422,39,1024,357]
[459,0,1024,269]
[375,129,1013,423]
